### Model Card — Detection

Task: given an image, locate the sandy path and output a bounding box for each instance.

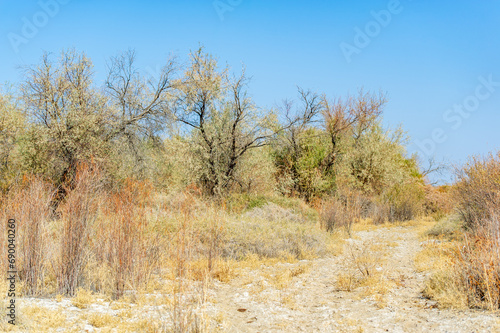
[213,225,500,332]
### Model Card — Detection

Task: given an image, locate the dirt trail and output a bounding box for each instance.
[213,225,500,332]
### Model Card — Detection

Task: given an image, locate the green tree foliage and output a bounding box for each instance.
[272,89,328,200]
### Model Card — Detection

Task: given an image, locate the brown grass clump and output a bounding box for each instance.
[420,215,500,310]
[87,312,117,328]
[336,238,392,303]
[71,288,94,309]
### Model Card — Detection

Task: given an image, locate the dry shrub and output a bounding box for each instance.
[424,226,500,311]
[57,163,104,296]
[365,182,425,224]
[347,240,379,279]
[371,201,390,225]
[455,221,500,310]
[423,177,500,310]
[424,185,453,221]
[168,194,210,333]
[99,179,153,299]
[0,176,53,295]
[454,152,500,230]
[336,238,392,302]
[384,181,425,222]
[433,152,500,310]
[320,190,361,235]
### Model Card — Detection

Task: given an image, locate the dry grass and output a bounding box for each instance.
[0,304,67,332]
[416,215,500,310]
[71,288,94,309]
[224,203,332,261]
[336,238,393,306]
[336,271,359,292]
[265,263,312,290]
[424,214,464,240]
[416,219,466,308]
[0,169,350,331]
[455,228,500,310]
[87,312,118,328]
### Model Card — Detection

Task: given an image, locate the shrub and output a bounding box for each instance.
[0,94,25,192]
[100,179,152,299]
[57,163,104,295]
[384,181,425,222]
[454,152,500,230]
[424,185,453,221]
[2,176,53,295]
[320,189,362,235]
[427,152,500,310]
[456,226,500,310]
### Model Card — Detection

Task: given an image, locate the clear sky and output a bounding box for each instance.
[1,0,499,183]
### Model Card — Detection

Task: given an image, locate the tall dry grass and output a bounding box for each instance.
[457,221,500,310]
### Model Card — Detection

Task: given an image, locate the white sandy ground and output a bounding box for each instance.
[7,224,500,332]
[211,225,500,332]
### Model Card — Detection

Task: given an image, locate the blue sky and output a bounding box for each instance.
[1,0,499,183]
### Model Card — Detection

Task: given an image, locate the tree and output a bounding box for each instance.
[336,123,412,194]
[272,89,327,199]
[175,48,280,195]
[21,50,108,185]
[272,89,386,200]
[104,49,178,178]
[20,49,179,186]
[322,89,386,170]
